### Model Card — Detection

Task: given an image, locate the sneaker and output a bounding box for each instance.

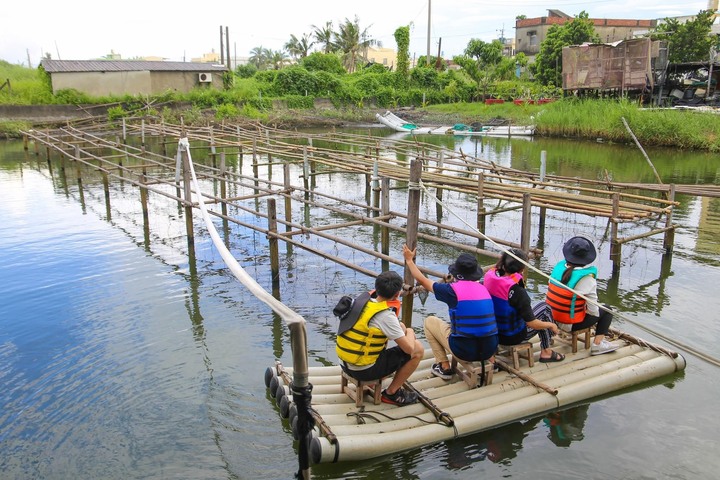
[591,339,620,356]
[431,362,454,380]
[381,388,418,406]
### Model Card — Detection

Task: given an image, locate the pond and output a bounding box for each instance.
[1,129,719,479]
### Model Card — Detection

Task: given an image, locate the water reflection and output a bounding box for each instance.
[542,404,589,447]
[2,129,720,479]
[443,418,541,468]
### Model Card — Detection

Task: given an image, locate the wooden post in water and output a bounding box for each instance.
[364,147,372,208]
[610,193,621,268]
[140,173,149,225]
[220,152,228,218]
[266,128,272,165]
[520,193,532,252]
[161,122,167,156]
[436,150,444,221]
[210,126,217,169]
[372,159,380,216]
[401,159,423,328]
[663,184,676,253]
[477,172,486,249]
[302,146,310,195]
[236,125,243,164]
[381,177,390,258]
[267,198,280,286]
[283,162,292,232]
[102,170,111,220]
[34,136,39,156]
[141,118,146,151]
[74,145,82,182]
[252,138,259,188]
[23,134,28,151]
[122,118,127,144]
[308,137,316,190]
[180,139,195,248]
[538,151,547,231]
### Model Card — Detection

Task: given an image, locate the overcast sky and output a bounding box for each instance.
[3,0,711,67]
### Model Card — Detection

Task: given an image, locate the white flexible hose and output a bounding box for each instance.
[179,137,305,325]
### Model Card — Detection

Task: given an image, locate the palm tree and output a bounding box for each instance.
[311,21,335,54]
[333,16,377,73]
[268,49,289,70]
[285,33,314,60]
[249,46,271,70]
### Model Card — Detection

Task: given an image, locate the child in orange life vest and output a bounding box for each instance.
[484,248,564,362]
[546,235,619,356]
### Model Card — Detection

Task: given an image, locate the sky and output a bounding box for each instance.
[3,0,711,67]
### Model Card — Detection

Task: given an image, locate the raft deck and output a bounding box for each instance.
[265,328,685,464]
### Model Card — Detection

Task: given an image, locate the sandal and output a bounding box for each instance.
[539,350,565,363]
[381,388,418,406]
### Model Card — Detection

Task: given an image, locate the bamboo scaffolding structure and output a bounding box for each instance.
[24,119,686,278]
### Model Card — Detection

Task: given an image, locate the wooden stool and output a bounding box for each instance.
[571,328,592,353]
[451,356,493,388]
[340,370,383,407]
[498,342,534,369]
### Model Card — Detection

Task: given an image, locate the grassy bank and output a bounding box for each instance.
[424,99,720,152]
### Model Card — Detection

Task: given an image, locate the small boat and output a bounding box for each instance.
[375,110,535,137]
[265,328,685,464]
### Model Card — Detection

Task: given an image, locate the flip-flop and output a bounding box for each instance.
[539,350,565,363]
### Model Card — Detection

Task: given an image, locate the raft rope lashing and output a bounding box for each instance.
[415,180,720,368]
[178,137,306,326]
[346,410,459,437]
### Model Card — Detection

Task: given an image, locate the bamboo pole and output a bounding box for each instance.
[268,198,280,285]
[402,159,423,327]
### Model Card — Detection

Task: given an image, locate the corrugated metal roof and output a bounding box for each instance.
[41,59,227,73]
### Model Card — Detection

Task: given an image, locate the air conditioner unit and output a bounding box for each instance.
[198,72,212,83]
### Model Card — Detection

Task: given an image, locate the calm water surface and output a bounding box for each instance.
[1,130,719,479]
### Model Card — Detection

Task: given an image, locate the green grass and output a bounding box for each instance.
[2,60,720,150]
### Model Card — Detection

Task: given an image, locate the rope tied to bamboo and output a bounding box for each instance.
[413,179,720,368]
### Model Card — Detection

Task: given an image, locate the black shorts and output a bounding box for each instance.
[343,346,410,381]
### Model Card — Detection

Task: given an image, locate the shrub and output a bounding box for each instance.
[107,106,128,120]
[313,71,342,96]
[54,88,92,104]
[274,67,317,96]
[284,95,314,109]
[301,52,345,75]
[215,103,240,119]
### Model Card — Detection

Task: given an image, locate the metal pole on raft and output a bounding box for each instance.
[289,322,313,479]
[402,158,423,328]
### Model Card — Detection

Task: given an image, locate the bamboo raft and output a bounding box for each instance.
[265,329,685,464]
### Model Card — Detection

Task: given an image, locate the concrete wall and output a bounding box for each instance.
[50,71,223,96]
[0,104,111,122]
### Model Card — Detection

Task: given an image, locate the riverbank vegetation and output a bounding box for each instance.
[2,7,720,152]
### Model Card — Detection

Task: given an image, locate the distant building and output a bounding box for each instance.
[366,46,397,70]
[515,9,656,61]
[40,59,227,96]
[191,50,221,64]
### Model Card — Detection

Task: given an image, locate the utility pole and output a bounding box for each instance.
[220,26,225,65]
[426,0,431,66]
[26,49,32,69]
[225,26,231,71]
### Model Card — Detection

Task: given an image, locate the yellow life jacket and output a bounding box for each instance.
[336,300,391,366]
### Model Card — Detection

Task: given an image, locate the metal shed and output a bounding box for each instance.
[40,59,227,96]
[562,38,667,95]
